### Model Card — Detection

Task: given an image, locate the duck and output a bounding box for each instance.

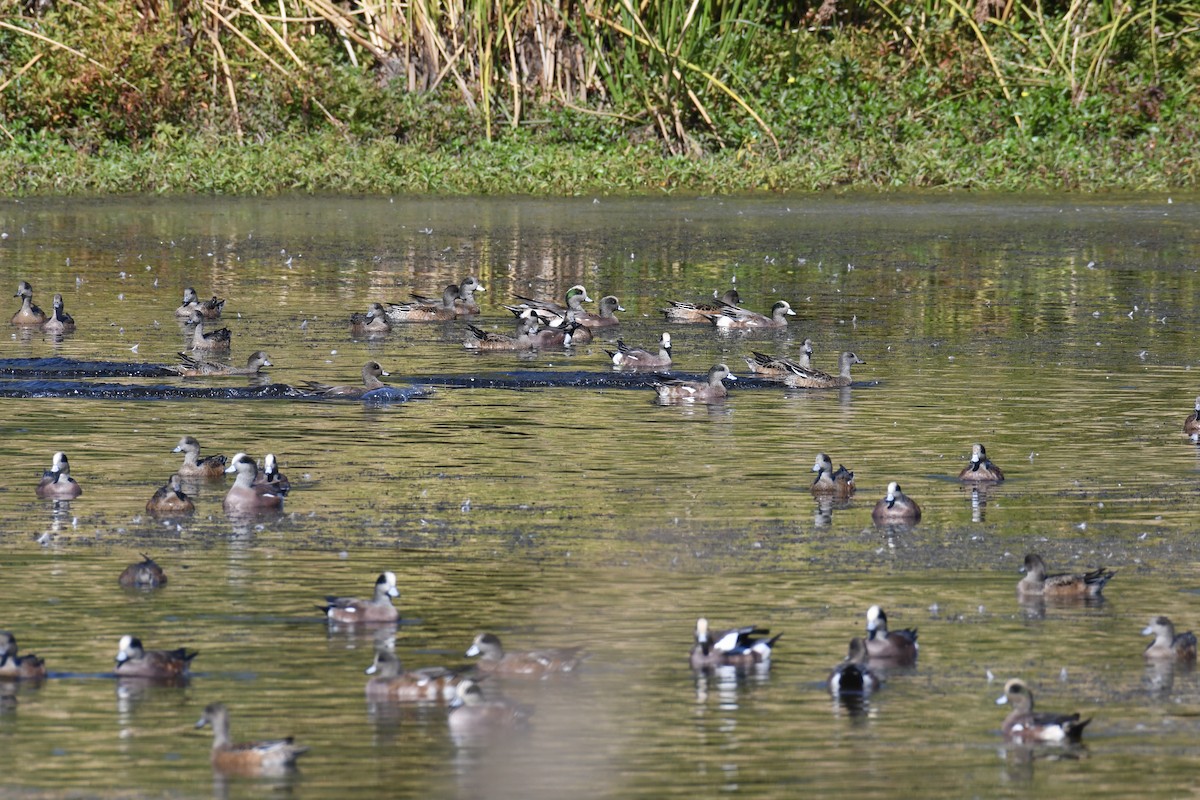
[529,318,589,348]
[0,631,47,680]
[705,300,796,329]
[465,633,584,676]
[40,293,75,334]
[350,303,392,335]
[412,276,486,315]
[118,554,168,588]
[186,310,232,352]
[510,284,592,327]
[810,453,855,497]
[661,289,742,323]
[996,678,1090,744]
[364,649,466,702]
[170,351,273,377]
[1142,616,1197,661]
[1185,396,1200,436]
[145,474,195,516]
[447,680,531,736]
[36,451,82,499]
[385,284,459,322]
[11,281,46,326]
[300,361,390,399]
[175,288,225,319]
[1016,553,1114,599]
[172,436,227,479]
[254,453,290,496]
[607,332,672,369]
[744,339,814,376]
[195,702,308,775]
[463,317,540,351]
[827,638,881,695]
[652,364,736,403]
[958,443,1005,482]
[871,481,921,525]
[320,571,400,624]
[689,618,781,670]
[113,634,197,679]
[784,351,865,389]
[863,605,918,665]
[572,295,624,328]
[223,453,284,513]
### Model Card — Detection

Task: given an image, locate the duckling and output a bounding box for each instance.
[145,474,195,516]
[35,451,82,499]
[40,294,75,334]
[996,678,1090,744]
[1142,616,1197,661]
[196,702,308,775]
[661,289,742,323]
[652,364,736,403]
[958,443,1005,482]
[11,281,46,326]
[810,452,855,497]
[1017,553,1114,598]
[784,351,865,389]
[871,481,921,525]
[607,332,672,369]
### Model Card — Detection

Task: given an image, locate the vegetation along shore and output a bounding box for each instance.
[1,0,1196,195]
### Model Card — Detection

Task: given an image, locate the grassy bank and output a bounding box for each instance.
[2,1,1197,195]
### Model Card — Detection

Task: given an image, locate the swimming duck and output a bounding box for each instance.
[447,680,531,736]
[145,474,195,516]
[463,317,540,351]
[827,637,881,695]
[254,453,290,496]
[170,351,273,377]
[784,351,865,389]
[810,453,855,497]
[364,649,467,702]
[958,443,1005,482]
[607,332,672,369]
[864,605,918,665]
[689,618,781,670]
[996,678,1090,744]
[11,281,46,326]
[705,300,796,329]
[661,289,742,323]
[196,702,308,775]
[114,634,196,679]
[173,436,228,479]
[320,571,400,624]
[223,453,284,513]
[36,451,82,499]
[510,284,592,326]
[871,481,920,525]
[118,554,168,588]
[652,364,736,403]
[1185,396,1200,436]
[572,295,624,328]
[0,631,47,680]
[300,361,390,398]
[385,284,459,322]
[529,318,589,348]
[412,276,486,315]
[186,310,232,352]
[744,340,814,376]
[1142,616,1197,661]
[350,303,392,335]
[465,633,584,676]
[175,288,225,319]
[1016,554,1114,599]
[40,293,75,334]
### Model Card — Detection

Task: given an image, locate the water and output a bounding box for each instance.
[2,194,1200,798]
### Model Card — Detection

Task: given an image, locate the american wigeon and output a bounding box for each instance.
[864,605,918,665]
[811,453,855,497]
[1142,616,1197,661]
[223,453,284,512]
[321,571,400,624]
[447,680,531,736]
[572,295,624,328]
[118,554,168,588]
[871,481,921,525]
[364,649,466,702]
[175,288,225,319]
[145,474,195,516]
[784,351,865,389]
[40,294,75,334]
[688,618,781,670]
[114,634,196,679]
[35,451,82,499]
[170,350,273,377]
[186,310,232,352]
[463,317,540,351]
[413,277,486,315]
[254,453,290,496]
[958,443,1005,482]
[465,633,584,676]
[744,340,815,376]
[1185,396,1200,436]
[0,632,47,680]
[996,678,1090,744]
[511,284,592,325]
[828,638,880,695]
[705,300,796,329]
[653,364,736,403]
[661,289,742,323]
[196,702,308,775]
[300,361,390,398]
[529,318,590,348]
[11,281,46,326]
[350,303,392,335]
[1017,554,1114,598]
[607,332,672,369]
[173,436,228,479]
[385,285,459,322]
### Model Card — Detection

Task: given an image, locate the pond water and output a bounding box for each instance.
[2,193,1200,799]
